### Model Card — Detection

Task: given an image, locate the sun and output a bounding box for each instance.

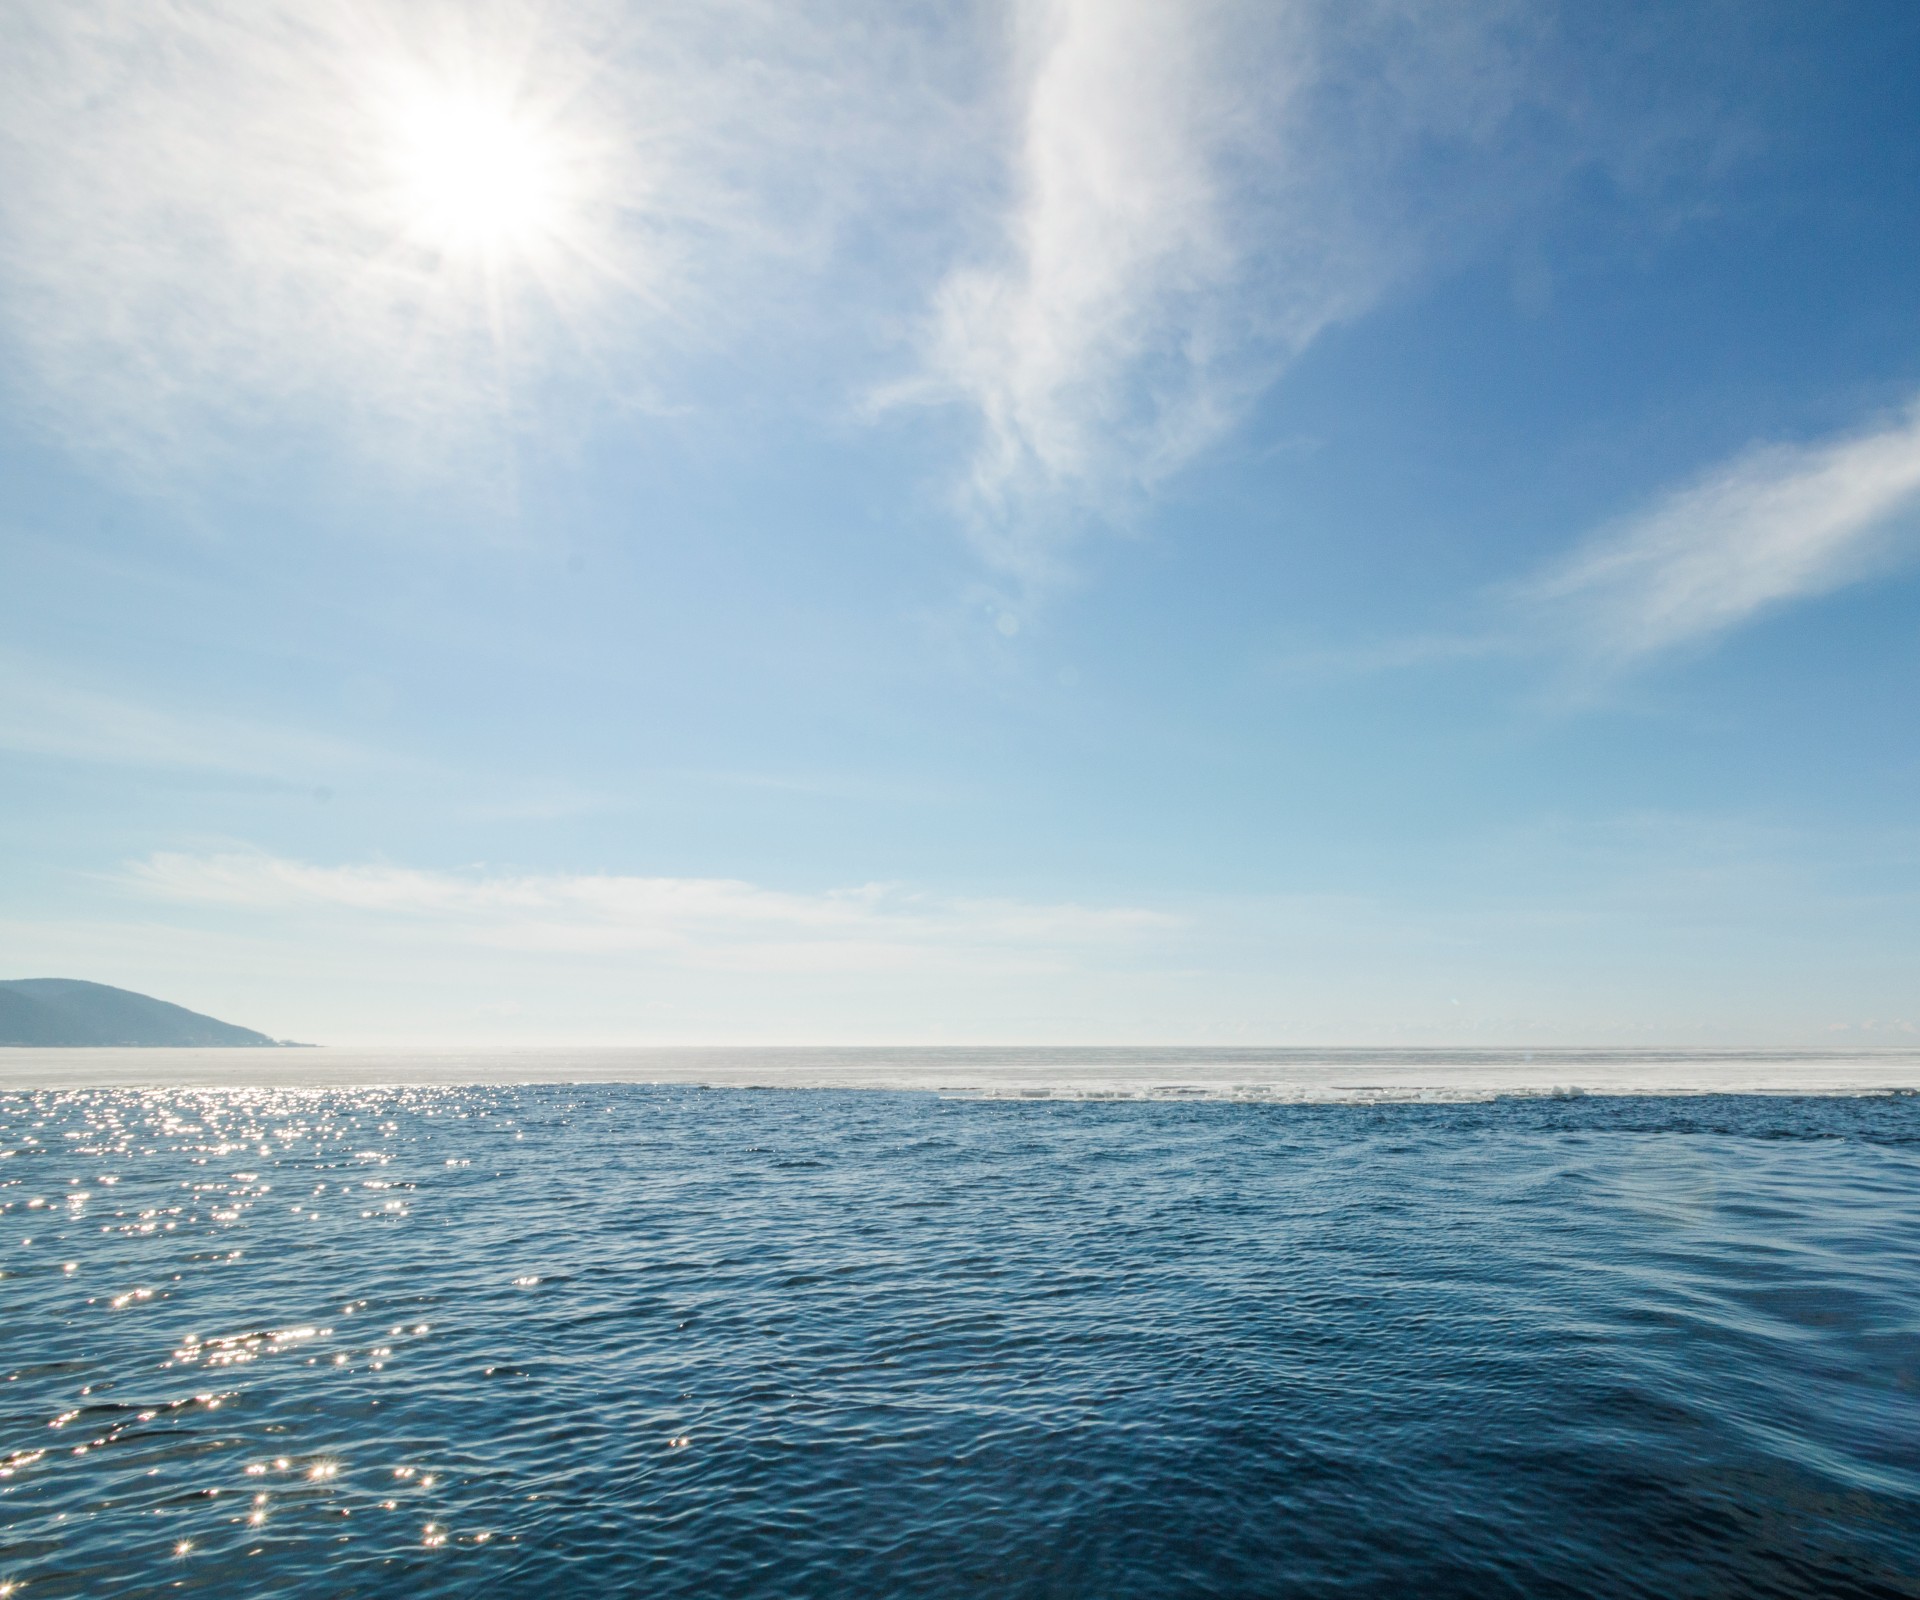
[386,86,570,259]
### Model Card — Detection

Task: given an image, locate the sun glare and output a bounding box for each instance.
[389,89,567,258]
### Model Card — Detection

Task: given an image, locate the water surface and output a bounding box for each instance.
[3,1079,1918,1597]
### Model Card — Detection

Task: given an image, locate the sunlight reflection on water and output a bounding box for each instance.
[1,1082,1917,1597]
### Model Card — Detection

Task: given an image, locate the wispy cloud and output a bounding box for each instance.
[1520,402,1920,664]
[0,0,970,483]
[913,0,1287,581]
[0,0,1748,586]
[123,851,1180,972]
[903,0,1351,582]
[905,0,1696,586]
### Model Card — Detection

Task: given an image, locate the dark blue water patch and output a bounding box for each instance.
[1,1087,1917,1598]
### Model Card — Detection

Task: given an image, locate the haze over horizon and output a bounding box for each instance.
[4,1,1920,1046]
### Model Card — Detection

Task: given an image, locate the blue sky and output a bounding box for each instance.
[3,0,1920,1044]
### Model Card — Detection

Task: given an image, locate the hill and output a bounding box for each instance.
[0,979,288,1047]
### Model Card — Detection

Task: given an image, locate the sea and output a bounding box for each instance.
[3,1047,1919,1598]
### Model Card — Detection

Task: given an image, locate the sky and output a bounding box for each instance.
[3,0,1920,1046]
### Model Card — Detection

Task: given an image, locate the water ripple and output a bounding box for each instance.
[1,1088,1917,1597]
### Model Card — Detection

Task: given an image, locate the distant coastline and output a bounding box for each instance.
[0,978,305,1048]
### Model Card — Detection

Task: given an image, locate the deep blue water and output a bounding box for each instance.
[3,1086,1919,1598]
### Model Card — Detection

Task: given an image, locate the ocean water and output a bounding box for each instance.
[3,1068,1919,1597]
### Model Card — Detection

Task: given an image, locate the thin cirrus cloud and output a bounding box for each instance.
[914,0,1289,582]
[905,0,1705,585]
[0,0,972,479]
[2,1,1718,582]
[1519,401,1920,665]
[123,852,1181,972]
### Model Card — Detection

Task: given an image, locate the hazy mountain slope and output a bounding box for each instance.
[0,979,279,1046]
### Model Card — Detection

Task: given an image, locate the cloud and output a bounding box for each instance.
[0,0,1753,582]
[90,829,1920,1044]
[912,1,1274,579]
[904,0,1344,581]
[122,851,1181,972]
[1520,401,1920,663]
[905,0,1697,585]
[0,0,971,483]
